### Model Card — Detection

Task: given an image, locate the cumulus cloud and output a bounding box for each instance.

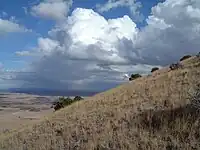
[0,18,28,34]
[18,8,139,63]
[13,0,200,91]
[50,8,138,64]
[31,0,73,21]
[13,8,157,90]
[15,51,33,56]
[96,0,144,22]
[130,0,200,65]
[15,37,62,57]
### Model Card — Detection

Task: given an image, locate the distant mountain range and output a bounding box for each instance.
[5,88,100,96]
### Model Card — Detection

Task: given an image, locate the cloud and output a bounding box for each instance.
[50,8,138,64]
[15,51,32,56]
[37,37,61,53]
[96,0,144,22]
[18,8,139,64]
[0,68,25,89]
[31,0,73,21]
[0,18,28,34]
[12,0,200,91]
[15,37,62,56]
[13,8,157,90]
[129,0,200,65]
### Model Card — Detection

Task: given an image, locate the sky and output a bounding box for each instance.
[0,0,200,91]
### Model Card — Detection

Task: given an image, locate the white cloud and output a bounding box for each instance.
[15,37,63,56]
[31,0,73,21]
[15,51,32,56]
[12,0,200,91]
[96,0,144,22]
[130,0,200,65]
[60,8,138,64]
[18,8,139,64]
[13,8,155,90]
[38,37,61,53]
[0,18,28,33]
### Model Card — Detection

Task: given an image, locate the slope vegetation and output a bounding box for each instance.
[1,56,200,150]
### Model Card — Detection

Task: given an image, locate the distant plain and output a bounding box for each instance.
[0,93,56,134]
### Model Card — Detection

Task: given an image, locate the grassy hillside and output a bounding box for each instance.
[1,56,200,150]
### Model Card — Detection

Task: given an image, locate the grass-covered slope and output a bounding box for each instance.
[1,56,200,150]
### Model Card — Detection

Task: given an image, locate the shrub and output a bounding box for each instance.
[151,67,159,73]
[53,96,84,111]
[59,97,73,106]
[180,55,191,61]
[129,74,142,81]
[53,101,64,111]
[74,96,84,101]
[169,63,183,70]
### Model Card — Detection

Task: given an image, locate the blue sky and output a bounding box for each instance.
[0,0,200,91]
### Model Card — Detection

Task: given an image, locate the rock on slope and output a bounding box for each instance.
[1,56,200,150]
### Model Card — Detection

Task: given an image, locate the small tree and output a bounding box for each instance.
[52,96,84,112]
[53,101,64,111]
[64,97,72,105]
[151,67,159,73]
[74,96,83,101]
[131,74,142,79]
[180,55,191,61]
[169,63,183,70]
[129,74,142,81]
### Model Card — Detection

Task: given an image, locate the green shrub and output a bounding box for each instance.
[169,63,183,70]
[53,101,64,111]
[59,97,73,106]
[74,96,84,101]
[151,67,159,73]
[53,96,84,111]
[180,55,191,61]
[129,74,142,81]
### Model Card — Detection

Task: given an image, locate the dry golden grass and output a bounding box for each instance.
[1,56,200,150]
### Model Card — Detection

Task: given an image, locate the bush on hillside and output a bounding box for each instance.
[180,55,191,61]
[129,74,142,81]
[169,63,183,70]
[52,96,84,111]
[53,101,64,111]
[74,96,84,101]
[151,67,159,73]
